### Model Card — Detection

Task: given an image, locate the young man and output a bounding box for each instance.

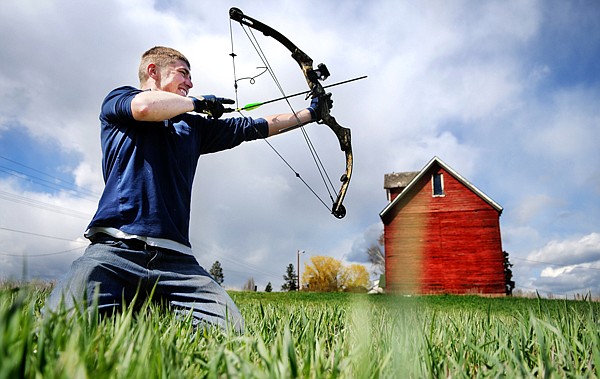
[46,46,324,332]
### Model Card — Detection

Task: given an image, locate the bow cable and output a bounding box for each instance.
[241,24,338,204]
[229,17,339,211]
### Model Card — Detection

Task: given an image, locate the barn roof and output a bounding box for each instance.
[384,171,420,189]
[379,156,503,219]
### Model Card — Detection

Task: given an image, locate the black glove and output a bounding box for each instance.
[190,95,235,119]
[307,93,333,122]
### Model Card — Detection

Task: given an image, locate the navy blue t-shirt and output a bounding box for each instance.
[87,86,268,247]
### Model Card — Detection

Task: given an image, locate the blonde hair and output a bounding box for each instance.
[138,46,191,84]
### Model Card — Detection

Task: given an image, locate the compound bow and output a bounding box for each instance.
[229,7,353,219]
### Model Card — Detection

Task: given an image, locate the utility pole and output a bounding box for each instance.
[297,250,305,291]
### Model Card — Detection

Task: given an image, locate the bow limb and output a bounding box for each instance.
[321,113,352,218]
[229,7,353,219]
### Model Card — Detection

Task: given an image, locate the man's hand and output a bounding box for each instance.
[190,95,235,119]
[307,93,333,122]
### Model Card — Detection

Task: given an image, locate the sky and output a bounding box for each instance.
[1,0,599,297]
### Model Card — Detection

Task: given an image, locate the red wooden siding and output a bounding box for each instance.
[383,164,505,295]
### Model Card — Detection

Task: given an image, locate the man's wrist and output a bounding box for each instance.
[307,107,317,121]
[189,96,204,113]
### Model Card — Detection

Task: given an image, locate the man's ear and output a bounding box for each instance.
[147,63,159,80]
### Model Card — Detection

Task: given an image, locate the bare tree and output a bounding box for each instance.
[367,232,385,275]
[242,277,256,291]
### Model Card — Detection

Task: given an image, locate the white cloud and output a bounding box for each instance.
[73,162,104,193]
[540,265,576,278]
[529,233,600,266]
[0,178,92,281]
[346,223,383,264]
[514,233,600,295]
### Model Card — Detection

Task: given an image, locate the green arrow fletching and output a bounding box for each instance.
[241,102,263,111]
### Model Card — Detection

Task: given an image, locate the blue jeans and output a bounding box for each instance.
[45,236,244,332]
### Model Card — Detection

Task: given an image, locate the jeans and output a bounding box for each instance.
[45,236,244,332]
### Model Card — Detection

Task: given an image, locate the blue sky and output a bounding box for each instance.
[1,0,599,296]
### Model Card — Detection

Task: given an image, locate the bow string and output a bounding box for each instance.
[229,7,353,219]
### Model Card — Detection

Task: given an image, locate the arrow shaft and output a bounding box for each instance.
[227,75,367,112]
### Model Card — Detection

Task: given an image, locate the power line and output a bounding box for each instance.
[0,226,282,280]
[0,226,86,243]
[0,166,98,201]
[195,244,284,281]
[1,156,297,283]
[0,227,88,257]
[223,267,281,282]
[0,190,92,219]
[208,252,283,280]
[0,246,86,257]
[0,155,101,197]
[512,256,600,272]
[0,154,97,220]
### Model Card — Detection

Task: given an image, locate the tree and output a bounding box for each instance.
[367,232,385,275]
[209,261,224,285]
[302,256,343,292]
[281,263,298,291]
[265,282,273,292]
[503,251,515,296]
[340,264,370,292]
[302,256,370,292]
[242,277,256,291]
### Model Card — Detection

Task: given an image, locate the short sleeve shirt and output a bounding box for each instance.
[87,86,268,247]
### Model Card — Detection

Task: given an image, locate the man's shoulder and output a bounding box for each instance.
[101,86,144,122]
[105,85,142,98]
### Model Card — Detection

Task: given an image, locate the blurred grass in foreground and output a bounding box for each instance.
[1,283,599,378]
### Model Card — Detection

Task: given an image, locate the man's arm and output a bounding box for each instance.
[263,108,314,137]
[130,91,195,122]
[264,95,327,136]
[130,90,316,134]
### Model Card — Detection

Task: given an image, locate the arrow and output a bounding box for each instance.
[224,75,367,113]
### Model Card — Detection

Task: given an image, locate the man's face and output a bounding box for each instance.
[156,60,193,96]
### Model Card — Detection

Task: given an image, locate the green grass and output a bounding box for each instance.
[1,283,600,378]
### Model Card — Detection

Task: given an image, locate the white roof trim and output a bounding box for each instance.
[379,156,503,219]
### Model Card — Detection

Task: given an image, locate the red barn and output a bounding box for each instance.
[379,157,505,295]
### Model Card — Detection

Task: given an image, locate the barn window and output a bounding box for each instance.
[432,173,445,196]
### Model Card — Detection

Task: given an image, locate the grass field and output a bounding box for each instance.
[1,283,599,378]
